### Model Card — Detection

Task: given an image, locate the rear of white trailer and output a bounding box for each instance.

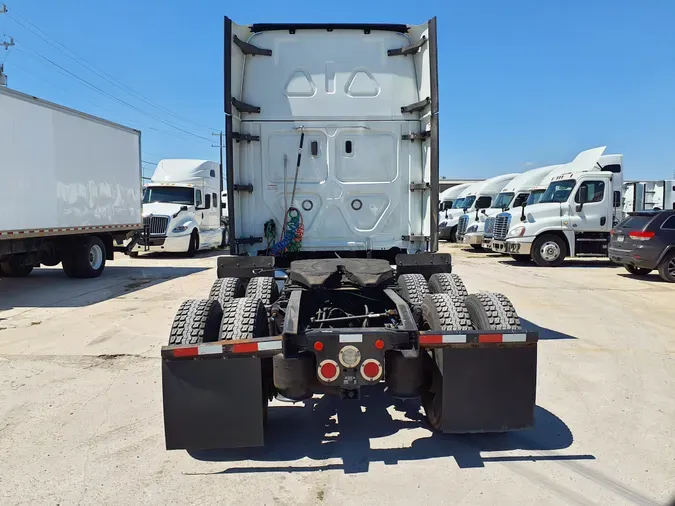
[0,87,142,278]
[160,18,539,451]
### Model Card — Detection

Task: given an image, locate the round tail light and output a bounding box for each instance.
[360,359,383,382]
[318,359,339,382]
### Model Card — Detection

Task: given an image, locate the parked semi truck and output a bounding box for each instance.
[438,183,470,240]
[622,180,675,213]
[0,86,142,278]
[160,17,539,451]
[462,165,561,250]
[130,159,225,256]
[453,173,520,247]
[493,147,623,266]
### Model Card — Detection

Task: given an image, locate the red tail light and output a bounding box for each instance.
[628,231,655,241]
[360,359,383,382]
[318,360,339,382]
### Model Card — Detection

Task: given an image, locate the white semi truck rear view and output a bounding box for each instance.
[160,17,539,451]
[0,87,142,278]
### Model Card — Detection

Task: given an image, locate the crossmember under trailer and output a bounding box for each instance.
[161,253,538,450]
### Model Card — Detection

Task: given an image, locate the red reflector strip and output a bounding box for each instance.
[232,342,259,354]
[173,347,199,357]
[419,334,443,344]
[478,334,503,343]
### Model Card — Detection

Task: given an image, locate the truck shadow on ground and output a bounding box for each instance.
[0,266,207,310]
[132,249,227,260]
[188,388,592,475]
[498,259,619,269]
[520,318,577,340]
[617,273,671,285]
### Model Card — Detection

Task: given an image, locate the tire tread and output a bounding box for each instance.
[428,273,468,298]
[169,298,223,345]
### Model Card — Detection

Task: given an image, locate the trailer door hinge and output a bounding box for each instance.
[233,183,254,193]
[231,97,261,114]
[232,132,260,143]
[233,35,272,56]
[402,131,431,142]
[402,235,430,242]
[235,236,263,245]
[409,183,430,192]
[388,36,427,57]
[401,97,431,114]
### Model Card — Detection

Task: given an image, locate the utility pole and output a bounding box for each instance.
[0,5,13,86]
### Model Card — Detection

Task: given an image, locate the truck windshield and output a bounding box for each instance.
[143,187,194,205]
[540,180,576,203]
[526,189,545,205]
[492,192,514,209]
[452,198,466,209]
[460,196,476,209]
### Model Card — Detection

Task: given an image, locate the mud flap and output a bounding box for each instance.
[440,345,537,432]
[162,357,265,450]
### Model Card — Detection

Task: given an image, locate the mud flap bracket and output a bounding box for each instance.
[440,344,537,432]
[162,357,265,450]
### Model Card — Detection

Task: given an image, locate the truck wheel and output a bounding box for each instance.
[129,251,139,258]
[209,277,244,305]
[428,273,468,298]
[420,294,473,431]
[657,251,675,283]
[169,299,223,345]
[245,277,279,308]
[465,292,522,330]
[625,265,651,276]
[397,274,430,310]
[449,226,458,243]
[0,255,34,277]
[186,230,199,257]
[219,297,269,340]
[532,234,566,267]
[220,226,229,249]
[65,236,106,278]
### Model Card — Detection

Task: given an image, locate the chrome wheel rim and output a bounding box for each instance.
[89,244,103,270]
[540,241,561,262]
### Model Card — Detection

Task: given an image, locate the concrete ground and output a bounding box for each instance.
[0,246,673,505]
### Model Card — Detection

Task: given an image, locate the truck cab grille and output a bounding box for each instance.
[457,214,469,236]
[493,214,511,241]
[143,215,170,235]
[484,216,495,238]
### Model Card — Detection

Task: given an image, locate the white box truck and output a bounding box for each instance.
[131,159,225,256]
[0,87,142,278]
[159,17,540,451]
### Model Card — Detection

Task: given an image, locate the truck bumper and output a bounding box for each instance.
[491,240,506,253]
[482,237,493,250]
[463,233,483,246]
[132,234,191,254]
[161,329,538,450]
[505,239,533,256]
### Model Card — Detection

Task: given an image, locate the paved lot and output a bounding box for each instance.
[0,246,673,505]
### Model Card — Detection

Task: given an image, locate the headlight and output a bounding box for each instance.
[172,225,188,233]
[467,225,478,233]
[508,226,526,238]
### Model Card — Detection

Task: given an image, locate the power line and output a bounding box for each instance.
[3,3,221,134]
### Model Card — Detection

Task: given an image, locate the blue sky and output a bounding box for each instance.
[1,0,673,180]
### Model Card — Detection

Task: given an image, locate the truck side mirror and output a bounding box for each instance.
[520,203,527,222]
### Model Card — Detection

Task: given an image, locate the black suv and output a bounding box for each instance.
[609,210,675,282]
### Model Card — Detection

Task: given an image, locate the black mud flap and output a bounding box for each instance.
[440,345,537,432]
[162,358,265,450]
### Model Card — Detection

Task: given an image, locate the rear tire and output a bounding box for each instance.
[397,274,430,309]
[420,294,474,431]
[62,236,106,278]
[464,292,522,330]
[219,298,269,340]
[169,299,223,345]
[624,265,651,276]
[657,251,675,283]
[428,273,468,298]
[0,255,34,277]
[209,277,244,305]
[531,234,566,267]
[245,277,280,308]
